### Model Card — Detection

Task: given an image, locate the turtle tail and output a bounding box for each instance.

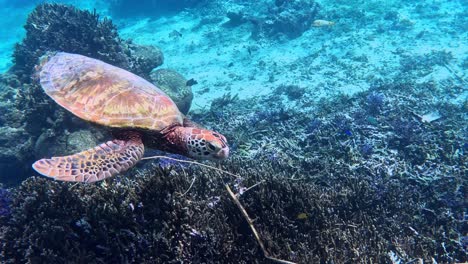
[32,135,144,183]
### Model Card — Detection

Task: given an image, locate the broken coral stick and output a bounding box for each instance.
[225,184,297,264]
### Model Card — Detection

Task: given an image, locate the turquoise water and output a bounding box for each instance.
[0,0,466,263]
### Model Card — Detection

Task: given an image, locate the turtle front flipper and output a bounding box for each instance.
[32,135,144,183]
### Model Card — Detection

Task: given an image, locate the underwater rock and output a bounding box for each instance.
[12,3,163,82]
[150,69,194,114]
[33,128,105,160]
[225,11,247,27]
[125,42,164,80]
[275,84,306,100]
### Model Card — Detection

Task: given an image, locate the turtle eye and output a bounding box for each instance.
[207,142,217,151]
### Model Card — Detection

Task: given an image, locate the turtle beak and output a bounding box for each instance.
[216,147,229,159]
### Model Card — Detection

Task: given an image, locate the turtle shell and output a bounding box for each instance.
[37,52,183,131]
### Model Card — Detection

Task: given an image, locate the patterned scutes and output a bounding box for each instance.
[38,52,183,131]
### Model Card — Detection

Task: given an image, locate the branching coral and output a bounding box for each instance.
[13,3,163,82]
[365,92,385,115]
[1,152,466,263]
[13,4,125,81]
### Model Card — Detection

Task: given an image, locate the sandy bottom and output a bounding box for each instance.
[1,0,466,109]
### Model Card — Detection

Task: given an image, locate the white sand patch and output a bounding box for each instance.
[115,0,461,110]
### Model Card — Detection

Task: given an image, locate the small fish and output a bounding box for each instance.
[186,78,198,86]
[312,19,335,27]
[297,213,308,220]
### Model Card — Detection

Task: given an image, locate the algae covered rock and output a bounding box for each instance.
[150,69,194,114]
[33,128,105,159]
[126,43,164,79]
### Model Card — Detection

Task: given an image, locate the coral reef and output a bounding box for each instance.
[13,3,163,82]
[0,73,34,185]
[2,77,465,262]
[13,4,124,81]
[188,78,467,262]
[150,69,194,114]
[1,150,466,263]
[0,1,466,263]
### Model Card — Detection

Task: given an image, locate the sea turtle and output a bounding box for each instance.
[32,52,229,183]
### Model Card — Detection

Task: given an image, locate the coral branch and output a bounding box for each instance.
[225,184,297,264]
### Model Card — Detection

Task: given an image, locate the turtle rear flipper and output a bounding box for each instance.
[32,136,144,183]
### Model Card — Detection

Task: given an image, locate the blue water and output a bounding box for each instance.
[0,0,466,263]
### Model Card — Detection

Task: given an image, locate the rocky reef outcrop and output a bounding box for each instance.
[150,69,194,115]
[225,0,320,40]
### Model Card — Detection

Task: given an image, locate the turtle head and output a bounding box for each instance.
[173,127,229,160]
